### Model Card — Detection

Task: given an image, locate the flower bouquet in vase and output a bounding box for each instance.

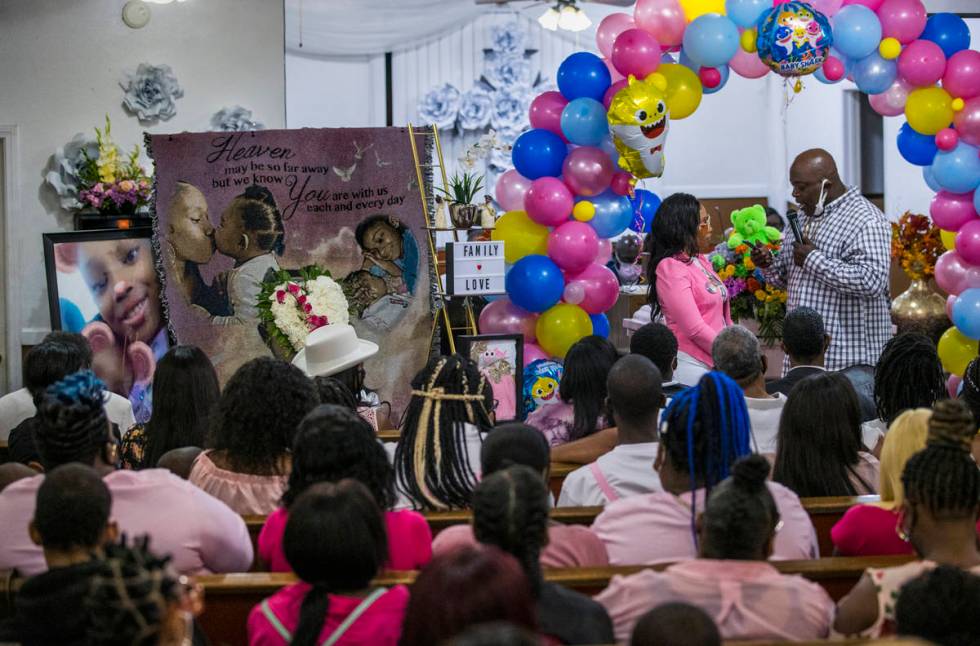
[76,116,152,217]
[890,212,947,341]
[710,236,788,346]
[437,172,484,229]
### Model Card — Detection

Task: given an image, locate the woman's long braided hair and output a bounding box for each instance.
[472,465,549,597]
[394,354,494,510]
[874,334,946,425]
[35,370,111,470]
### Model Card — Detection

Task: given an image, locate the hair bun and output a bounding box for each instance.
[731,454,770,493]
[928,399,975,453]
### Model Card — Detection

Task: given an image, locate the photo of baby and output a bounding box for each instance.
[461,334,523,422]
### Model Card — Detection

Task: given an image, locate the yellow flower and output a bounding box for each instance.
[744,258,755,271]
[779,292,787,303]
[754,289,766,301]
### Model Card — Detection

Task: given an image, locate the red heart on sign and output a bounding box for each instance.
[477,264,482,270]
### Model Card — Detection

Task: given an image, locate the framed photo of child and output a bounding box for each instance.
[42,229,171,423]
[459,334,524,423]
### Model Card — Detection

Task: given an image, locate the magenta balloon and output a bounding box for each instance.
[842,0,883,9]
[634,0,687,47]
[479,297,538,342]
[548,221,600,273]
[936,250,971,295]
[823,56,846,81]
[936,128,959,152]
[947,373,961,397]
[956,219,980,266]
[811,0,843,16]
[868,77,912,116]
[567,263,620,314]
[523,342,550,366]
[877,0,927,45]
[611,28,662,79]
[525,177,574,226]
[897,39,946,87]
[931,190,978,231]
[953,97,980,148]
[595,238,613,265]
[563,281,586,305]
[495,170,533,212]
[529,91,569,139]
[943,50,980,101]
[603,79,629,109]
[610,172,634,196]
[730,46,771,79]
[597,13,636,59]
[562,147,614,197]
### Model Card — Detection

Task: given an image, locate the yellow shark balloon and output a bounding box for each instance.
[607,73,670,180]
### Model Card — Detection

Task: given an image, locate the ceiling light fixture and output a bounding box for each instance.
[538,1,591,33]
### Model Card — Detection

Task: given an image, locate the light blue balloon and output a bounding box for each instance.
[852,53,897,95]
[975,187,980,218]
[923,165,943,192]
[678,50,698,72]
[583,190,633,238]
[932,143,980,195]
[832,5,882,60]
[952,288,980,340]
[560,98,609,147]
[703,65,730,95]
[682,14,740,69]
[726,0,769,29]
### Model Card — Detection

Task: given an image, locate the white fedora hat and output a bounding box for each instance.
[291,324,379,378]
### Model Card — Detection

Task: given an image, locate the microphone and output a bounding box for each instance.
[786,210,804,245]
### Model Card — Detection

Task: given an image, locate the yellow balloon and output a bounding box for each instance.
[879,37,901,60]
[679,0,725,21]
[741,29,757,53]
[655,64,703,121]
[573,201,596,222]
[491,210,548,264]
[952,98,965,112]
[938,326,978,377]
[905,87,954,136]
[941,229,957,250]
[536,303,593,359]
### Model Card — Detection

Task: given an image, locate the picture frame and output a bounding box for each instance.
[459,333,524,423]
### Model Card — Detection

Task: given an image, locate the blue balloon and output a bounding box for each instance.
[932,143,980,195]
[505,255,564,313]
[560,98,609,147]
[852,53,897,95]
[557,52,611,102]
[923,165,943,192]
[585,190,634,238]
[952,288,980,340]
[589,313,610,339]
[511,129,567,180]
[832,5,882,60]
[920,12,971,59]
[726,0,769,29]
[630,189,661,233]
[897,123,938,167]
[975,187,980,218]
[682,14,740,68]
[703,65,731,95]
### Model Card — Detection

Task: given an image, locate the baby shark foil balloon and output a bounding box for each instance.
[757,1,832,78]
[607,73,670,180]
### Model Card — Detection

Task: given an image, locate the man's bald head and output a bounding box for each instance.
[791,149,841,183]
[607,354,664,441]
[790,149,846,216]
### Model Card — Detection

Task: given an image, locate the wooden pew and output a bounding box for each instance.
[195,555,913,646]
[803,495,879,557]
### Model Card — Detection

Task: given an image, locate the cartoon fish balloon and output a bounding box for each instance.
[757,1,833,78]
[607,74,670,181]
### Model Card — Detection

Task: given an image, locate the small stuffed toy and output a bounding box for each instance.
[727,205,781,255]
[81,322,156,424]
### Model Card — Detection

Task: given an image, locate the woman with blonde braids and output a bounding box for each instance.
[391,354,494,510]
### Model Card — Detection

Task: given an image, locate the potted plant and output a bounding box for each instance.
[75,116,152,227]
[437,172,484,229]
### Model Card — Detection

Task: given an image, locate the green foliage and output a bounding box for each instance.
[436,171,484,205]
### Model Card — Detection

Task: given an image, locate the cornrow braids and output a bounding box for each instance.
[472,465,549,597]
[660,371,753,547]
[958,358,980,424]
[239,185,285,255]
[394,354,494,510]
[901,399,980,520]
[874,334,946,425]
[35,370,110,470]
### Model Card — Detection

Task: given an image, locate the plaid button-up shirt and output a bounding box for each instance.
[763,188,892,372]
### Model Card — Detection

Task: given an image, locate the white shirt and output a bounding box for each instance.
[745,393,788,453]
[861,418,887,453]
[0,387,136,441]
[557,441,662,507]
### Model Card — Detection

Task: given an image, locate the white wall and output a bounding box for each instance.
[286,52,386,127]
[0,0,286,359]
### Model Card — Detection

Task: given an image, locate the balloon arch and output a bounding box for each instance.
[483,0,979,372]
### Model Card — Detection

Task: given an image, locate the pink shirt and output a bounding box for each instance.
[431,523,609,568]
[189,451,288,516]
[0,469,253,576]
[591,482,818,565]
[832,505,980,557]
[258,507,432,572]
[656,254,732,366]
[247,583,409,646]
[596,559,834,643]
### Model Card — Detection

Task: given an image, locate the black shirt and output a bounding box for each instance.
[537,581,615,645]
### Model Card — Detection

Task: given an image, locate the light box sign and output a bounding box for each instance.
[446,241,506,296]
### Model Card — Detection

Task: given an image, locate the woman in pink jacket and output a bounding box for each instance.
[645,193,731,385]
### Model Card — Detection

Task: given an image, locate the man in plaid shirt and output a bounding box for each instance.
[752,149,892,372]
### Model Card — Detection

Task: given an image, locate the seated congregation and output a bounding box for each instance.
[0,310,979,646]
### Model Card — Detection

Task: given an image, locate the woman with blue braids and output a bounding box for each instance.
[590,371,818,566]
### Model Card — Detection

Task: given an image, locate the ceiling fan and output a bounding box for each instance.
[476,0,632,32]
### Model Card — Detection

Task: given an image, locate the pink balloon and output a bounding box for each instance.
[603,79,629,109]
[943,50,980,101]
[936,250,971,295]
[947,373,961,397]
[956,219,980,266]
[610,172,633,196]
[524,342,550,366]
[562,147,614,197]
[931,191,978,232]
[843,0,883,7]
[611,28,662,79]
[811,0,843,16]
[548,221,600,273]
[823,56,846,81]
[479,298,538,342]
[603,57,625,83]
[529,91,569,139]
[730,47,771,79]
[566,263,620,314]
[947,294,957,320]
[936,128,959,152]
[595,238,613,265]
[525,177,574,227]
[597,13,636,59]
[897,39,946,87]
[563,282,586,305]
[634,0,687,47]
[495,170,532,212]
[953,97,980,148]
[876,0,927,45]
[699,67,722,88]
[868,77,912,116]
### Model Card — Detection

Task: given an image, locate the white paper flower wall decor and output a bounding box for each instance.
[120,63,183,123]
[211,106,265,131]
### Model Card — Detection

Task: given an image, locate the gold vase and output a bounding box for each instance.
[891,279,949,343]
